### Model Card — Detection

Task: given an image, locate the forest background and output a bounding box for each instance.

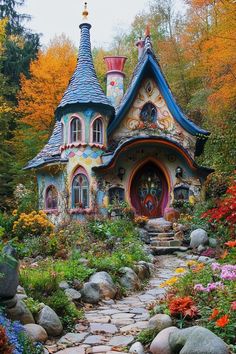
[0,0,235,211]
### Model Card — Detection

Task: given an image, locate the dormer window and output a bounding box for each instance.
[140,103,157,123]
[71,117,82,143]
[92,118,103,144]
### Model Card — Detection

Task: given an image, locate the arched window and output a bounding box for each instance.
[72,174,89,208]
[140,103,157,123]
[45,186,58,209]
[92,118,103,144]
[70,117,82,143]
[109,187,125,204]
[174,186,189,201]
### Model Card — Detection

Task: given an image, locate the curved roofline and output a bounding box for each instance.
[93,136,213,176]
[108,54,210,138]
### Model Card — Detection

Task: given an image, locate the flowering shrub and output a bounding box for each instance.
[0,314,43,353]
[202,178,236,237]
[134,216,149,226]
[13,211,54,239]
[168,296,198,319]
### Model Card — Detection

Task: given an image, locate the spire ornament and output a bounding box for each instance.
[82,2,89,21]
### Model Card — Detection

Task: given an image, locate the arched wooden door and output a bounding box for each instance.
[130,162,168,218]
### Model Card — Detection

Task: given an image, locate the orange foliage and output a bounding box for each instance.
[17,35,77,134]
[183,0,236,113]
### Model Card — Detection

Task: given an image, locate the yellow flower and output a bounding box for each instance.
[160,276,179,288]
[175,267,186,274]
[186,260,198,267]
[12,209,18,216]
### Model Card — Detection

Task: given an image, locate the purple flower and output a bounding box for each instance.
[221,269,236,280]
[207,281,224,291]
[194,284,207,292]
[211,262,221,271]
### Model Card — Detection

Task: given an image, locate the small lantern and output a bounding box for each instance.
[118,167,126,181]
[175,166,183,178]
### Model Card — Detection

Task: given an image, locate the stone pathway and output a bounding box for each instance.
[46,255,186,354]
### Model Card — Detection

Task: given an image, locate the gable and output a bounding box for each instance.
[110,77,197,158]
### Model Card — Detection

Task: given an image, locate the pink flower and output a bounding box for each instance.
[231,301,236,310]
[211,262,221,271]
[194,284,207,292]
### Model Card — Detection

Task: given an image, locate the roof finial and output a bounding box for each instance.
[82,2,89,20]
[145,23,151,37]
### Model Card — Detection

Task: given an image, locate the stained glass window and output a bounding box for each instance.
[92,118,103,144]
[71,117,82,143]
[46,186,58,209]
[174,186,189,200]
[108,187,125,204]
[140,103,157,123]
[72,174,89,208]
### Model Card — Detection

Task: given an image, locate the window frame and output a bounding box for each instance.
[45,185,58,210]
[91,117,104,144]
[72,170,89,209]
[70,116,83,143]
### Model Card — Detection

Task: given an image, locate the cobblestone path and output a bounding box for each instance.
[46,255,186,354]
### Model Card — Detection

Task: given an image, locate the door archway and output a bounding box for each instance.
[130,161,168,218]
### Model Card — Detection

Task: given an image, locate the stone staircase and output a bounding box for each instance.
[145,218,187,255]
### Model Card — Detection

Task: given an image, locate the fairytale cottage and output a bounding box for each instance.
[25,5,212,224]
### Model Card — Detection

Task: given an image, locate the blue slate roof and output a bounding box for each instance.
[24,122,68,170]
[56,22,114,118]
[108,35,210,155]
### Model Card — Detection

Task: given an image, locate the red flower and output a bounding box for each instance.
[168,296,198,319]
[225,240,236,247]
[209,308,219,320]
[216,315,229,327]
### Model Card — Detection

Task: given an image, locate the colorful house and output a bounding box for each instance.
[25,5,212,224]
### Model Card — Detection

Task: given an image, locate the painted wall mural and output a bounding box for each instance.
[111,78,196,157]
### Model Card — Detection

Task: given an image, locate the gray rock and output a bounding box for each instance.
[59,281,70,290]
[109,335,134,347]
[17,285,26,294]
[148,314,172,331]
[198,256,215,264]
[89,272,117,299]
[64,288,81,301]
[24,324,48,343]
[150,326,178,354]
[209,238,218,248]
[135,261,151,281]
[6,299,35,324]
[138,228,150,244]
[119,267,141,291]
[81,282,101,304]
[90,323,118,334]
[0,295,17,309]
[37,305,63,336]
[17,294,28,301]
[197,244,207,253]
[72,279,82,290]
[58,332,88,345]
[129,342,145,354]
[169,326,229,354]
[190,229,208,249]
[0,249,19,298]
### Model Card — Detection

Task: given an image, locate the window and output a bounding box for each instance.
[72,174,89,208]
[109,187,125,204]
[140,103,157,123]
[71,117,82,143]
[92,118,103,144]
[46,186,58,209]
[174,186,189,201]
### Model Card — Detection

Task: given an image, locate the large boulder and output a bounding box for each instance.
[169,326,229,354]
[6,299,35,324]
[64,288,81,302]
[89,272,117,299]
[81,282,101,304]
[148,314,172,331]
[37,305,63,336]
[134,261,151,281]
[138,228,150,244]
[24,323,48,343]
[150,326,178,354]
[118,267,141,291]
[190,229,208,249]
[0,246,19,299]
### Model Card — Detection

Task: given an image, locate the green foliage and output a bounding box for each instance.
[137,328,159,345]
[46,289,83,330]
[23,297,41,316]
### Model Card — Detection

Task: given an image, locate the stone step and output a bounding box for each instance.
[150,246,188,255]
[149,232,175,238]
[150,237,175,243]
[151,240,181,247]
[145,218,173,233]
